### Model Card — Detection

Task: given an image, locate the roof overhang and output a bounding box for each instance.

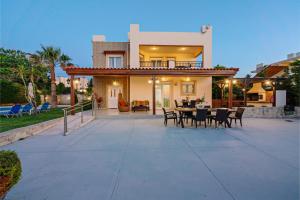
[64,66,239,77]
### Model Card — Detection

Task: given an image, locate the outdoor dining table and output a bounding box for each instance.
[175,107,235,128]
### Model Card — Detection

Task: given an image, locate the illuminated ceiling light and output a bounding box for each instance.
[161,77,167,81]
[148,80,153,84]
[186,77,190,81]
[112,81,118,86]
[151,46,158,50]
[265,80,271,85]
[155,80,160,84]
[179,47,186,51]
[225,79,229,84]
[232,80,237,84]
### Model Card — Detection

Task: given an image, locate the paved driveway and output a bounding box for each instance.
[1,118,299,200]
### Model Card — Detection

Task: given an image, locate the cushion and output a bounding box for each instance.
[119,99,127,107]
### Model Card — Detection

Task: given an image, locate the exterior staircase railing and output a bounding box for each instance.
[62,99,95,136]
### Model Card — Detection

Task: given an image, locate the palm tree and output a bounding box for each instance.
[59,54,71,70]
[37,46,71,108]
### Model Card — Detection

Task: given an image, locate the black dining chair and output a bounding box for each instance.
[229,107,245,127]
[182,100,189,108]
[192,108,208,128]
[162,108,177,126]
[189,100,196,108]
[210,109,229,128]
[174,100,182,108]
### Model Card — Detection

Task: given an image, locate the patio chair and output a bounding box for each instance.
[162,108,177,126]
[174,100,182,108]
[210,109,229,128]
[21,103,33,115]
[189,100,196,108]
[192,108,208,128]
[204,105,212,123]
[0,104,22,118]
[229,107,245,127]
[182,100,189,108]
[37,102,50,113]
[118,93,129,112]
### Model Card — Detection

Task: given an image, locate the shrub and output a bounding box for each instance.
[0,151,22,199]
[0,80,27,104]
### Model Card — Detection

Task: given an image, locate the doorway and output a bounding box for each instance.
[107,85,122,108]
[156,83,172,109]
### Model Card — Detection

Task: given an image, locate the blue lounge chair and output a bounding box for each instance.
[21,103,33,115]
[0,104,22,118]
[37,102,50,113]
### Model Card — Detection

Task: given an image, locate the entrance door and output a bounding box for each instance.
[156,83,171,109]
[107,86,122,108]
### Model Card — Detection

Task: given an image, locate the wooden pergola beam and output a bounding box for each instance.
[64,67,239,77]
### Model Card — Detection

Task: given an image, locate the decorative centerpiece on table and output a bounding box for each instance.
[195,96,207,108]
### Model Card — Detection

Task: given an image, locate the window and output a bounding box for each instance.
[181,81,195,95]
[150,57,162,67]
[107,55,123,68]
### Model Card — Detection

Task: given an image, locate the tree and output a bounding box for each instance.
[0,48,48,106]
[37,46,71,108]
[287,60,300,106]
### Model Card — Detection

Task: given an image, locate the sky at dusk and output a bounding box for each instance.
[1,0,299,77]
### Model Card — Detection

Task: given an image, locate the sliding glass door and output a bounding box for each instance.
[155,83,171,109]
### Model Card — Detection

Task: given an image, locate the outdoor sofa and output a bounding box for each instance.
[131,100,149,112]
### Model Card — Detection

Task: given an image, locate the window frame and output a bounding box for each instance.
[106,54,124,68]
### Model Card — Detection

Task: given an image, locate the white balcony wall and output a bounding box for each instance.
[129,24,212,68]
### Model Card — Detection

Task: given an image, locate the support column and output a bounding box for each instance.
[272,83,276,107]
[127,75,130,103]
[152,75,156,115]
[228,78,233,108]
[70,75,75,115]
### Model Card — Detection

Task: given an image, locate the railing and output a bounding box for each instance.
[140,61,203,68]
[62,99,95,135]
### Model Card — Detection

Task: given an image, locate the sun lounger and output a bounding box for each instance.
[37,102,50,113]
[21,103,33,115]
[0,104,22,118]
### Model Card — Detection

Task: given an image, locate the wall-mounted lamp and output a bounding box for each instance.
[225,79,229,84]
[232,80,237,84]
[265,80,271,85]
[112,81,119,86]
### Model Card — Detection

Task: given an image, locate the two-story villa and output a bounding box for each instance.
[64,24,239,114]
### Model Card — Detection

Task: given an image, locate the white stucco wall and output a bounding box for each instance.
[130,76,153,109]
[129,24,212,68]
[129,76,212,110]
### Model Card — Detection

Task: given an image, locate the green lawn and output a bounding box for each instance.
[0,108,64,133]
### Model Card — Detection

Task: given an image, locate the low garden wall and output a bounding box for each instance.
[240,106,300,118]
[0,117,63,146]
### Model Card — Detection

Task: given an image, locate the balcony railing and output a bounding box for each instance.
[140,61,203,69]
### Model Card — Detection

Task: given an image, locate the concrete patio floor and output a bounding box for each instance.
[1,118,299,200]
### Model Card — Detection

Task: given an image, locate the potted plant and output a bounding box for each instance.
[0,151,22,200]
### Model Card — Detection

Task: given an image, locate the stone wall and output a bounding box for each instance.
[240,107,300,118]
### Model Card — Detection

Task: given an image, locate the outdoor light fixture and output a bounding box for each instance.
[148,80,153,84]
[225,79,229,84]
[232,80,237,84]
[242,88,246,91]
[186,77,191,81]
[265,80,271,85]
[151,46,158,50]
[161,77,167,81]
[112,81,119,86]
[179,47,186,51]
[155,80,160,84]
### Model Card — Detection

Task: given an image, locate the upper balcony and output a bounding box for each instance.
[138,45,204,69]
[140,61,203,68]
